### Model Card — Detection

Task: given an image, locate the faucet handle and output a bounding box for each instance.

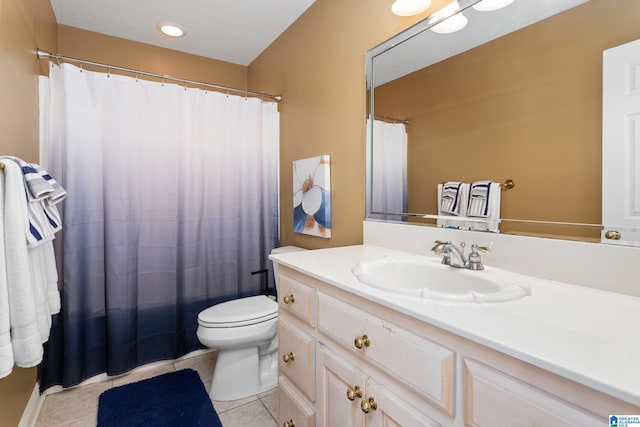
[467,244,489,270]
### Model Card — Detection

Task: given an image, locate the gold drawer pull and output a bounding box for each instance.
[360,397,378,413]
[283,420,295,427]
[283,294,295,304]
[346,385,363,401]
[354,335,371,349]
[282,352,295,363]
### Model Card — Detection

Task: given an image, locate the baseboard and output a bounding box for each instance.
[18,383,45,427]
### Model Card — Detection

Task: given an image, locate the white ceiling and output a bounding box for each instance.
[49,0,316,66]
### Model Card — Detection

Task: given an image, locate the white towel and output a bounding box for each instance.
[467,181,501,233]
[2,161,45,368]
[440,182,464,215]
[437,182,470,229]
[0,168,15,378]
[467,180,492,217]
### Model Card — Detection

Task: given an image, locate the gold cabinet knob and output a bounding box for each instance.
[283,420,295,427]
[360,397,377,413]
[605,230,621,240]
[283,294,295,304]
[346,385,363,401]
[282,352,295,363]
[354,335,371,349]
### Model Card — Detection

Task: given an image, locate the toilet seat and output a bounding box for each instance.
[198,295,277,328]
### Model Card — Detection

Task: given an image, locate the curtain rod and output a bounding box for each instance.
[373,114,409,125]
[36,49,282,102]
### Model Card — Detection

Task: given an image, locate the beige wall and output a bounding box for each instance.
[248,0,450,248]
[0,0,57,423]
[57,25,248,88]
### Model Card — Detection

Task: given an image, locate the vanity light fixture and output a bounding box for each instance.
[158,23,185,38]
[472,0,514,11]
[391,0,431,16]
[430,1,468,33]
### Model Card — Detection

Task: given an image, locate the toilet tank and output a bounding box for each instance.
[271,246,306,293]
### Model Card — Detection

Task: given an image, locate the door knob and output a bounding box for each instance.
[604,230,621,240]
[346,385,363,401]
[360,397,378,413]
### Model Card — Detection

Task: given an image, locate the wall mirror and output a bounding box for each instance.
[366,0,640,246]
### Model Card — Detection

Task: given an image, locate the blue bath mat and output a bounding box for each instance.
[97,368,222,427]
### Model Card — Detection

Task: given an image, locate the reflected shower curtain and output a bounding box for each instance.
[367,118,408,220]
[39,63,279,390]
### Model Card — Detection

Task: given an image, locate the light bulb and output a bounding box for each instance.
[391,0,432,17]
[430,1,468,34]
[472,0,515,12]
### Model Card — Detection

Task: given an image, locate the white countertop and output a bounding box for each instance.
[270,244,640,406]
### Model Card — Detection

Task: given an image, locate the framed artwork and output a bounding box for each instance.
[293,155,331,238]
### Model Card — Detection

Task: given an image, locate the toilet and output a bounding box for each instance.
[196,246,305,401]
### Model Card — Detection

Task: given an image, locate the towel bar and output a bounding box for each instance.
[438,179,515,190]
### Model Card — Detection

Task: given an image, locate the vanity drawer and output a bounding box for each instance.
[278,271,316,327]
[317,291,455,416]
[463,358,601,426]
[279,375,315,427]
[279,317,316,401]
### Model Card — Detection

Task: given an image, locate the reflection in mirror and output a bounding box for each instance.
[366,0,640,244]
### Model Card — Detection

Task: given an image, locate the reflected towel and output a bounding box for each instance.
[467,181,501,233]
[440,182,463,215]
[437,182,470,230]
[467,180,491,217]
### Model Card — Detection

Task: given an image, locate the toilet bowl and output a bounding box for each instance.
[196,246,305,401]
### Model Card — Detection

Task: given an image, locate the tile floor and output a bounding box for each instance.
[35,351,278,427]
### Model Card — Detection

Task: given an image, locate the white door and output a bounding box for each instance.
[602,38,640,246]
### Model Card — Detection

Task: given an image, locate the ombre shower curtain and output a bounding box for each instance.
[367,118,408,221]
[39,63,280,391]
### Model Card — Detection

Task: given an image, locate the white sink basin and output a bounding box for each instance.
[352,256,531,303]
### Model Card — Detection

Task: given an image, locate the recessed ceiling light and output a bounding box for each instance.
[159,24,185,38]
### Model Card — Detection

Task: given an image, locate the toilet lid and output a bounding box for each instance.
[198,295,277,327]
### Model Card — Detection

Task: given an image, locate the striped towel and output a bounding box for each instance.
[12,158,54,202]
[33,164,67,204]
[440,182,463,215]
[0,157,66,247]
[467,181,492,217]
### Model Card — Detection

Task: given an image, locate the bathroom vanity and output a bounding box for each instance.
[271,244,640,427]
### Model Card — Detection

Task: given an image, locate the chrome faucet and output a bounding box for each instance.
[431,241,490,270]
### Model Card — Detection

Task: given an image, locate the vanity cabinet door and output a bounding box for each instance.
[463,359,601,427]
[316,344,367,427]
[365,377,442,427]
[317,343,442,427]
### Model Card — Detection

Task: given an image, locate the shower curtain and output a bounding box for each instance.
[367,118,408,220]
[39,63,280,391]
